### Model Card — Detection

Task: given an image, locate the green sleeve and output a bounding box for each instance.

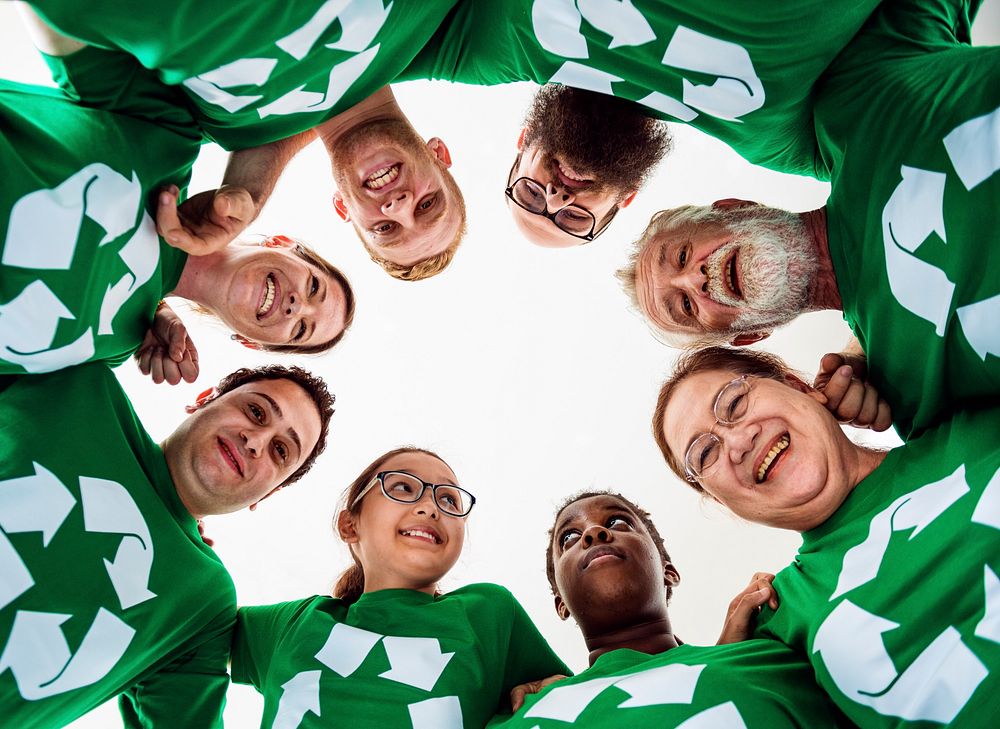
[41,45,203,141]
[117,611,233,729]
[232,599,312,690]
[499,590,571,706]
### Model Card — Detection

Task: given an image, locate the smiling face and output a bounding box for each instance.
[165,378,322,518]
[338,451,466,594]
[213,242,349,348]
[549,495,677,632]
[661,369,854,531]
[632,204,817,343]
[330,119,462,268]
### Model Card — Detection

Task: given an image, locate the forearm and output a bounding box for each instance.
[222,128,319,218]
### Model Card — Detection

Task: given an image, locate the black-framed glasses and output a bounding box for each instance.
[353,471,476,517]
[504,176,617,242]
[683,376,753,483]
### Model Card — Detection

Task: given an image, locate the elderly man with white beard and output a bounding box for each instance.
[618,0,999,442]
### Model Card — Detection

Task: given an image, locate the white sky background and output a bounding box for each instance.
[1,4,997,726]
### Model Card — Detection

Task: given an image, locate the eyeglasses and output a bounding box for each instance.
[352,471,476,517]
[683,376,752,482]
[504,176,616,242]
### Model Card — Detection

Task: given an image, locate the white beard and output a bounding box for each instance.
[704,211,818,334]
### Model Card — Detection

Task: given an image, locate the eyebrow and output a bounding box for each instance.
[252,391,302,458]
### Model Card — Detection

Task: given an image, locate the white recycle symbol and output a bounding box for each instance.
[1,163,160,373]
[183,0,391,119]
[0,462,156,700]
[274,622,461,729]
[881,103,1000,360]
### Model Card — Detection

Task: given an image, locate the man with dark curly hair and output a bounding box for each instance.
[0,362,333,727]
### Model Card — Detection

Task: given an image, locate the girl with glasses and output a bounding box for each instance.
[231,446,568,728]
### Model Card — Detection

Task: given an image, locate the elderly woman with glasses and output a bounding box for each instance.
[653,346,1000,728]
[230,446,568,728]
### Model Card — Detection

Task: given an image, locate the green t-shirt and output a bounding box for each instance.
[757,408,1000,728]
[0,364,236,728]
[488,640,843,728]
[0,80,193,374]
[398,0,886,178]
[29,0,462,149]
[818,0,1000,439]
[232,583,570,728]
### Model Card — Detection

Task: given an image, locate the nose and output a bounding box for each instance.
[241,429,264,459]
[582,524,611,547]
[411,490,440,520]
[724,421,759,465]
[671,263,710,295]
[284,292,301,316]
[544,182,575,211]
[380,191,411,216]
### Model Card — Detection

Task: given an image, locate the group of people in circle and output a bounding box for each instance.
[0,0,997,728]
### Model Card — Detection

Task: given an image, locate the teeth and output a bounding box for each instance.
[726,255,736,295]
[258,274,275,317]
[558,161,587,181]
[365,164,399,189]
[757,434,790,483]
[401,529,439,543]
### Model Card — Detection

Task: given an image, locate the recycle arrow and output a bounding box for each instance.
[272,669,321,729]
[97,211,160,336]
[325,0,392,53]
[378,636,454,692]
[257,45,378,119]
[577,0,655,50]
[314,622,382,677]
[80,476,156,611]
[408,695,463,729]
[0,281,95,374]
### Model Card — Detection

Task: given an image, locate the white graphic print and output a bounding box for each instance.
[0,465,156,701]
[881,104,1000,357]
[531,0,765,122]
[524,662,746,726]
[183,0,390,120]
[0,166,159,372]
[276,623,460,729]
[273,670,322,729]
[814,464,1000,723]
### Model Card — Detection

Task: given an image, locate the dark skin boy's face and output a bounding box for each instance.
[550,495,677,633]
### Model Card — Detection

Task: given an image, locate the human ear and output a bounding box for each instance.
[332,192,351,222]
[517,127,526,151]
[712,198,756,210]
[184,386,218,414]
[426,137,452,168]
[782,373,828,405]
[619,191,638,209]
[730,332,771,346]
[337,510,360,543]
[663,562,681,588]
[262,234,296,249]
[554,594,571,621]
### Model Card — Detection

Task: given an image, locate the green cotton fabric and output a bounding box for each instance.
[488,640,843,728]
[0,364,236,728]
[398,0,884,178]
[818,0,1000,439]
[29,0,461,150]
[232,583,570,728]
[0,80,194,374]
[757,408,1000,728]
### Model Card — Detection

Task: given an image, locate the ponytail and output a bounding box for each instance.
[333,560,365,605]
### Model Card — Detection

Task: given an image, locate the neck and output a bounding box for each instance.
[852,444,890,490]
[316,86,403,151]
[801,208,842,311]
[171,250,227,312]
[583,616,680,666]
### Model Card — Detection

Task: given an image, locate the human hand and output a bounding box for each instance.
[156,184,256,256]
[510,674,567,712]
[813,353,892,431]
[196,519,215,547]
[717,572,778,645]
[135,302,200,385]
